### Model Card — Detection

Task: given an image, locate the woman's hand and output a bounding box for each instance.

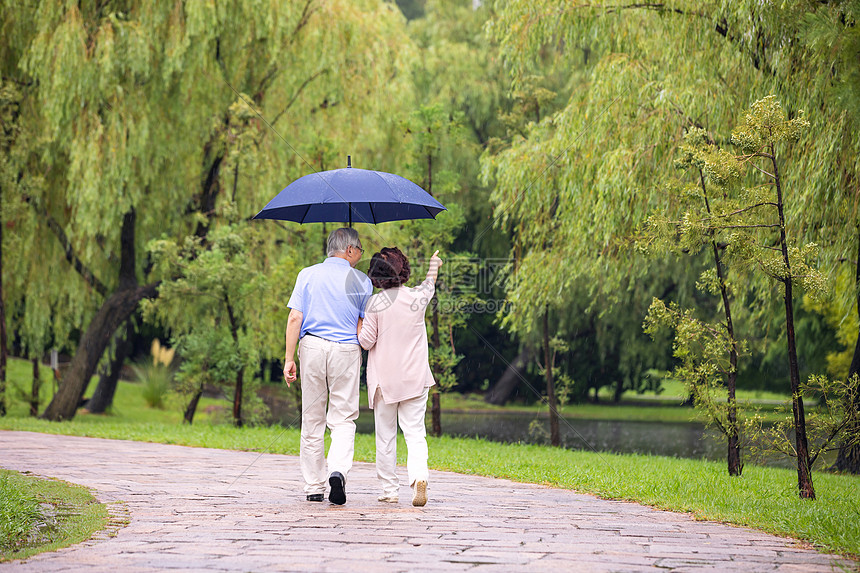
[426,250,443,283]
[430,250,443,269]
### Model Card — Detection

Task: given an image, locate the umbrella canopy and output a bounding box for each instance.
[253,164,446,225]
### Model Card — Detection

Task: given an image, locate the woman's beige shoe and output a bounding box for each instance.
[378,494,399,503]
[411,480,427,507]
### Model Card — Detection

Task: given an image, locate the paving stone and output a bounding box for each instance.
[0,431,855,572]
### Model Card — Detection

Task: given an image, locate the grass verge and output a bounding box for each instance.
[0,468,109,562]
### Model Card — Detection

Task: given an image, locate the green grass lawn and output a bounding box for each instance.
[2,357,227,425]
[0,469,109,562]
[1,357,857,559]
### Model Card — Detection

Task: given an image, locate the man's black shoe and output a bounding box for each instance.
[306,494,324,502]
[328,471,346,505]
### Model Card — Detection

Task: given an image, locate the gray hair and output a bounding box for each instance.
[327,227,361,257]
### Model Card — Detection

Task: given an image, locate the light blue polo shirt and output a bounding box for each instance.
[287,257,372,345]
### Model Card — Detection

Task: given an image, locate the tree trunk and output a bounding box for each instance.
[834,228,860,474]
[700,169,742,476]
[543,308,560,447]
[41,209,160,422]
[783,278,814,498]
[225,295,244,427]
[87,319,133,414]
[184,386,204,425]
[0,181,6,417]
[430,295,442,437]
[725,370,741,476]
[30,357,40,417]
[40,284,158,421]
[772,150,815,499]
[612,378,624,403]
[431,391,441,437]
[484,348,530,405]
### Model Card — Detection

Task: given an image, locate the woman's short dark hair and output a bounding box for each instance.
[367,247,411,289]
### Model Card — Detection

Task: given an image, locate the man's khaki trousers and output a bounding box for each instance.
[298,335,361,495]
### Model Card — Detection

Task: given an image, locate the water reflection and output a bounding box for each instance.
[355,411,726,461]
[270,404,795,468]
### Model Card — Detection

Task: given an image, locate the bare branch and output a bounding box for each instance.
[748,161,775,179]
[22,193,109,297]
[290,0,318,43]
[719,224,781,229]
[271,68,329,126]
[571,3,704,17]
[701,202,778,220]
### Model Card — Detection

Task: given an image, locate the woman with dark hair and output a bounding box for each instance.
[358,247,442,507]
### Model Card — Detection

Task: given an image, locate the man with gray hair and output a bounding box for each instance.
[284,227,372,504]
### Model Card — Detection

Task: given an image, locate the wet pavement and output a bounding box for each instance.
[0,431,854,572]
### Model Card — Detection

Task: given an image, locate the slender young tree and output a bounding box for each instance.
[642,127,746,475]
[730,97,823,498]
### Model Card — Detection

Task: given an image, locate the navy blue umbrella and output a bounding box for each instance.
[253,158,446,225]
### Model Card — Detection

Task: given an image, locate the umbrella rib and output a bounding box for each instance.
[372,170,403,203]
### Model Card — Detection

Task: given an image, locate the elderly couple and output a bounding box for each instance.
[283,227,442,507]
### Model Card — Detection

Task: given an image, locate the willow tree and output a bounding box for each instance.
[485,0,860,453]
[0,0,415,421]
[799,0,860,474]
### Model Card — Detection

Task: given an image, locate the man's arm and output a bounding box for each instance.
[283,309,303,387]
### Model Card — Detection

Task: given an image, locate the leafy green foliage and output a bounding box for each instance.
[749,374,860,469]
[144,224,274,425]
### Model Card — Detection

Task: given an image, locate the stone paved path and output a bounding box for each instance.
[0,431,854,572]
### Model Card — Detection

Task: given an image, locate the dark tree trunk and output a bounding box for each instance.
[700,169,742,476]
[430,294,442,437]
[194,144,223,240]
[725,361,742,476]
[431,392,441,437]
[184,387,204,424]
[87,319,133,414]
[543,308,560,447]
[30,357,40,417]
[484,348,530,405]
[226,295,244,427]
[772,150,814,499]
[40,283,158,421]
[834,228,860,474]
[784,278,814,498]
[0,180,6,417]
[42,210,159,422]
[612,379,624,403]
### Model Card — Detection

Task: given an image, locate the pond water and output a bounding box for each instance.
[269,403,796,468]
